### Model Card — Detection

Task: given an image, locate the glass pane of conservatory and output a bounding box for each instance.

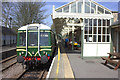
[94,19,97,26]
[71,2,76,13]
[107,35,110,42]
[98,19,101,26]
[56,9,62,12]
[98,6,104,14]
[85,35,89,42]
[89,19,92,26]
[89,27,92,34]
[107,20,110,26]
[98,35,101,42]
[105,10,111,14]
[93,35,97,42]
[103,27,105,34]
[102,35,105,42]
[85,19,88,26]
[63,5,69,13]
[98,27,101,34]
[78,2,82,13]
[85,27,88,34]
[85,1,90,13]
[103,19,106,26]
[91,3,96,13]
[93,27,97,34]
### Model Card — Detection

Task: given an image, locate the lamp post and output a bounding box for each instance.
[9,17,12,47]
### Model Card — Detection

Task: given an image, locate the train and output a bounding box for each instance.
[16,23,56,68]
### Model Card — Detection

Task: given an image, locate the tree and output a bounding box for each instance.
[2,1,48,28]
[13,2,48,27]
[2,2,13,27]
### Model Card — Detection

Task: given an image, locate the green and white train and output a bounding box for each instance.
[17,23,56,67]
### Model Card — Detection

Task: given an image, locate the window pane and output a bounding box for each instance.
[93,35,97,42]
[78,2,82,13]
[91,3,96,13]
[85,35,89,42]
[85,27,88,34]
[89,27,92,34]
[98,19,101,26]
[28,32,38,46]
[56,9,62,12]
[63,5,69,13]
[71,2,76,13]
[85,2,90,13]
[93,27,97,34]
[89,19,92,26]
[94,19,97,26]
[105,10,111,14]
[19,32,26,46]
[40,32,49,46]
[107,20,110,26]
[98,27,101,34]
[107,28,109,34]
[107,35,110,42]
[103,19,106,26]
[102,35,105,42]
[98,6,104,14]
[89,35,92,42]
[103,27,105,34]
[85,19,88,26]
[98,35,101,42]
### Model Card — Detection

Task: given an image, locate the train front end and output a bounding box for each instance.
[16,24,52,67]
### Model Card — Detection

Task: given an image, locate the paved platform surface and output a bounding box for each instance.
[48,43,119,79]
[67,51,118,78]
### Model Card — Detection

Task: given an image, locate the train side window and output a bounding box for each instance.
[19,32,26,46]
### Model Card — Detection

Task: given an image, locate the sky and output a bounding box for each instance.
[42,0,120,27]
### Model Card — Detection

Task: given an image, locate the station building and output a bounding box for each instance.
[2,26,17,46]
[52,0,118,57]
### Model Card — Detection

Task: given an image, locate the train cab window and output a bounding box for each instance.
[19,32,26,46]
[40,32,49,46]
[28,32,38,46]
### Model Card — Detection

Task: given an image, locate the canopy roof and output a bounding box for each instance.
[55,0,112,14]
[18,23,51,30]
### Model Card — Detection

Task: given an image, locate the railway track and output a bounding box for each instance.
[1,55,17,71]
[17,67,48,80]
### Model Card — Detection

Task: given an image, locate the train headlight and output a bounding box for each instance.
[43,51,46,55]
[21,52,24,54]
[32,51,34,54]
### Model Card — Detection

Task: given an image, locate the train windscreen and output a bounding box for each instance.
[28,32,38,46]
[40,32,49,46]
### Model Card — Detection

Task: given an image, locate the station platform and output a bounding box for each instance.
[47,42,119,80]
[0,45,16,60]
[0,45,16,53]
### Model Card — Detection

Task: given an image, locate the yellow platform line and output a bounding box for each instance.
[62,53,74,78]
[61,44,75,78]
[56,46,60,78]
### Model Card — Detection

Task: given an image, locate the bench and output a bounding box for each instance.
[101,57,118,64]
[101,53,120,70]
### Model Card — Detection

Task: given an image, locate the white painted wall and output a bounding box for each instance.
[83,43,110,57]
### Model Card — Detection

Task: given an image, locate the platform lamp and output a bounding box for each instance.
[9,17,12,47]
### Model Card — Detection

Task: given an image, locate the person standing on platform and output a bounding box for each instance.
[65,38,69,48]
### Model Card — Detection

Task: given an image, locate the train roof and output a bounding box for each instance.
[18,23,51,30]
